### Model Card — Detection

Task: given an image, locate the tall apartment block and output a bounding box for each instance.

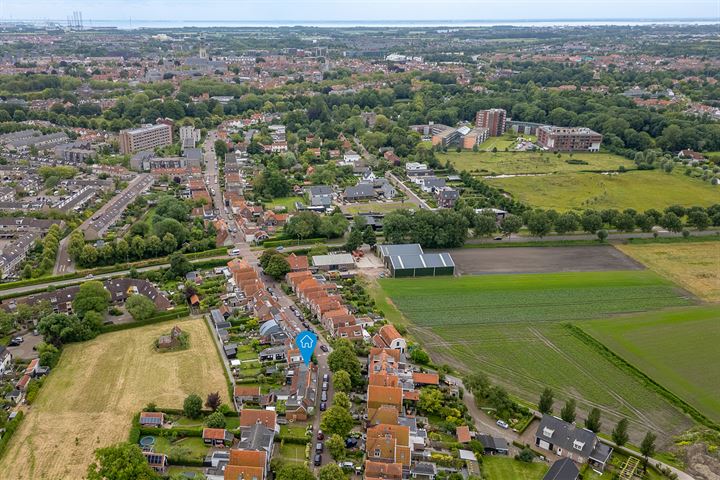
[475,108,507,137]
[119,124,173,154]
[537,126,603,152]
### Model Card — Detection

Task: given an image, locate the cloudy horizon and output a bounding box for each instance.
[1,0,718,23]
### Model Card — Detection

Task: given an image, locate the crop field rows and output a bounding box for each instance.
[379,270,699,439]
[583,307,720,423]
[415,322,693,437]
[382,271,693,327]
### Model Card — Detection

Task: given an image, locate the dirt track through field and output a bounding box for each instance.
[0,317,227,480]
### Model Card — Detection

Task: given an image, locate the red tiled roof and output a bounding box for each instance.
[412,372,440,386]
[203,428,227,440]
[456,425,471,443]
[234,386,261,397]
[239,408,276,429]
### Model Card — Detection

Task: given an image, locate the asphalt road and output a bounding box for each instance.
[204,130,334,469]
[53,174,154,276]
[1,255,231,298]
[385,171,434,210]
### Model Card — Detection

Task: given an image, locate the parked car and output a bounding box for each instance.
[496,419,509,429]
[314,454,322,466]
[9,337,23,346]
[320,402,327,411]
[315,442,323,453]
[322,382,329,391]
[317,430,324,441]
[322,373,329,382]
[321,391,327,402]
[320,344,329,353]
[276,246,285,251]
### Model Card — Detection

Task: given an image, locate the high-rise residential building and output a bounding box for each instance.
[537,126,603,152]
[475,108,507,137]
[118,124,173,154]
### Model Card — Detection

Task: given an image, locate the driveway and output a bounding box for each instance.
[6,332,42,360]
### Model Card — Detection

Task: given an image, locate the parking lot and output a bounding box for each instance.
[447,245,645,275]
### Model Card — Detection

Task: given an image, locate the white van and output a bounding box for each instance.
[228,248,241,257]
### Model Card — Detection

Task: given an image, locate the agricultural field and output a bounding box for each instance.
[483,456,548,480]
[380,271,693,327]
[615,242,720,302]
[449,245,643,275]
[582,306,720,423]
[485,169,720,211]
[439,150,634,175]
[0,318,227,480]
[378,271,697,439]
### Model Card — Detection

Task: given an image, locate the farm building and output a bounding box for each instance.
[387,252,455,277]
[378,244,455,277]
[311,253,355,271]
[377,243,424,262]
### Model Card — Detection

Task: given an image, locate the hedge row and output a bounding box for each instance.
[139,426,203,437]
[565,323,720,432]
[278,435,311,445]
[0,411,25,459]
[262,238,327,248]
[99,308,190,334]
[150,407,236,418]
[185,248,229,260]
[168,457,204,467]
[0,249,229,293]
[128,412,141,444]
[201,316,235,407]
[0,272,79,292]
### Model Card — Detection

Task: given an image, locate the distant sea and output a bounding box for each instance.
[5,18,720,30]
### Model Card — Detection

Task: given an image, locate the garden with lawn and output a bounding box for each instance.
[482,456,548,480]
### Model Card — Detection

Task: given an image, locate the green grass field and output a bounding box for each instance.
[438,150,634,174]
[378,271,696,438]
[478,135,518,152]
[482,457,548,480]
[379,271,692,327]
[485,169,720,211]
[582,307,720,423]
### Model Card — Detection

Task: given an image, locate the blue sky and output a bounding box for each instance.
[1,0,718,22]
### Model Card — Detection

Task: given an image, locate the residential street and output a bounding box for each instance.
[385,171,434,210]
[204,130,334,469]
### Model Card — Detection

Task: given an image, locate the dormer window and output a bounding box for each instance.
[573,440,585,451]
[374,449,381,457]
[543,427,554,438]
